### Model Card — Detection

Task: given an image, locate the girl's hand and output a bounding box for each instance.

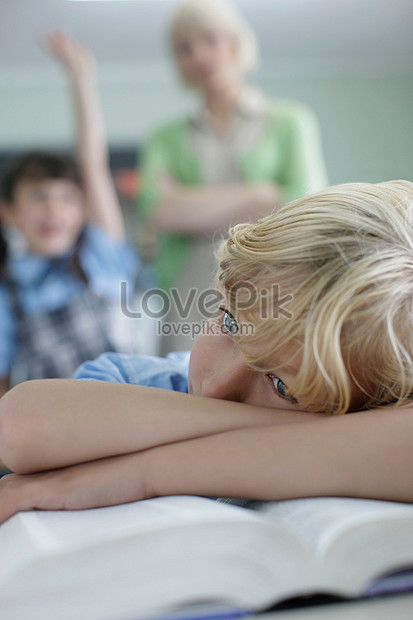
[43,31,94,81]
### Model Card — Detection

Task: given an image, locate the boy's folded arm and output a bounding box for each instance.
[1,403,412,525]
[0,379,321,475]
[144,405,413,504]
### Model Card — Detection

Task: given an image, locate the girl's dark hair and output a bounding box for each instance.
[1,151,82,203]
[0,152,87,282]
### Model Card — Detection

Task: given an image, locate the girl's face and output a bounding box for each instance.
[2,178,85,257]
[188,306,303,410]
[174,28,240,92]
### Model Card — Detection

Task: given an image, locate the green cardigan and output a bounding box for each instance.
[138,100,328,290]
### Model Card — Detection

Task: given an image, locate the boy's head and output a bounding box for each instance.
[0,152,85,257]
[215,180,413,414]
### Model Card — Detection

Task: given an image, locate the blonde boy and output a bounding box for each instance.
[0,181,413,521]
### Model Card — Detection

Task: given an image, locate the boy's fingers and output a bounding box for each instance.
[0,474,28,525]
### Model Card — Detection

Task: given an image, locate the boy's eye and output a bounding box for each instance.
[268,374,298,404]
[219,306,238,335]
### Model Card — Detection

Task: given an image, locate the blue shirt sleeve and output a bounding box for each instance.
[74,351,190,393]
[0,287,16,377]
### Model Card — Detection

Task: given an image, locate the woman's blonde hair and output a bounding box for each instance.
[168,0,259,82]
[216,180,413,415]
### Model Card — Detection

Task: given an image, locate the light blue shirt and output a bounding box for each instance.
[0,225,138,376]
[74,350,190,393]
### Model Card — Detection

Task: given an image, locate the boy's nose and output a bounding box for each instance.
[44,194,58,211]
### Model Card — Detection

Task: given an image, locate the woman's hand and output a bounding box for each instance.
[158,174,182,200]
[43,30,94,82]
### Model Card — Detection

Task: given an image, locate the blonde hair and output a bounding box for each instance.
[216,180,413,415]
[168,0,259,82]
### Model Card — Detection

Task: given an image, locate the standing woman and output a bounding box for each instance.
[139,0,327,353]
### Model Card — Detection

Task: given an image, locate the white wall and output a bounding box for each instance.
[1,59,412,185]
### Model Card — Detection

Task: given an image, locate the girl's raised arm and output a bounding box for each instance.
[44,31,125,241]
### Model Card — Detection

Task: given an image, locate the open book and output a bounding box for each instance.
[1,495,413,620]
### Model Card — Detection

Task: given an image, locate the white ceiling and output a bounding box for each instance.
[1,0,413,72]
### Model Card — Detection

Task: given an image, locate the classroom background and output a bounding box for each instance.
[1,0,412,189]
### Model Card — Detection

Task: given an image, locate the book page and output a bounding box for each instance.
[0,496,298,619]
[251,497,413,556]
[15,495,255,550]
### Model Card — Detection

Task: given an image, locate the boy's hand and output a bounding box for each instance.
[0,467,105,525]
[43,31,94,81]
[0,473,43,525]
[0,469,81,524]
[0,452,151,525]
